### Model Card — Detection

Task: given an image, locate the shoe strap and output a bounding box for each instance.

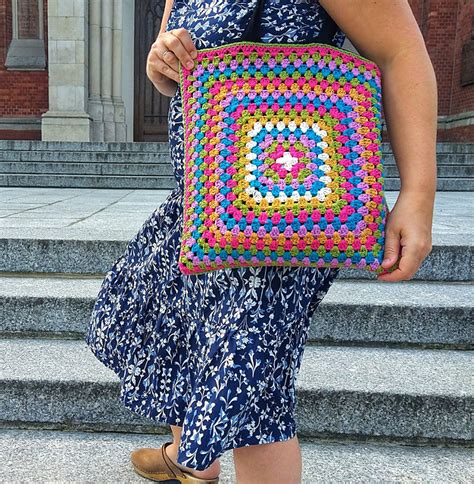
[161,441,187,479]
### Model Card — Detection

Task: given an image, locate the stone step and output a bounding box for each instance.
[0,140,171,153]
[1,338,471,444]
[313,279,474,347]
[1,173,472,191]
[1,139,473,155]
[0,190,471,281]
[0,173,178,189]
[0,231,471,281]
[0,150,172,163]
[0,161,472,179]
[383,152,474,165]
[0,274,472,348]
[0,149,472,166]
[383,164,473,178]
[0,161,175,176]
[1,428,472,483]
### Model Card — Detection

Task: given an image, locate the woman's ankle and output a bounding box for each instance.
[166,442,221,479]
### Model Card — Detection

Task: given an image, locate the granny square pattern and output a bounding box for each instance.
[178,42,389,276]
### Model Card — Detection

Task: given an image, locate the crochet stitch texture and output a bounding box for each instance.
[178,42,389,275]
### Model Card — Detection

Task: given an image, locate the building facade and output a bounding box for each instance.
[0,0,473,142]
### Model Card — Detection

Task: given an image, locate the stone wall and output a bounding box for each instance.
[41,0,92,141]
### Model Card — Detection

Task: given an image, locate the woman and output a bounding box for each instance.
[85,0,436,482]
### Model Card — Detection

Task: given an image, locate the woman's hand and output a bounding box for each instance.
[146,27,197,97]
[377,190,434,282]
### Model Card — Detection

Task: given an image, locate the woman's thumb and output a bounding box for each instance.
[381,230,400,267]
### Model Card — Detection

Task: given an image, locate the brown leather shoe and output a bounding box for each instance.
[131,441,220,483]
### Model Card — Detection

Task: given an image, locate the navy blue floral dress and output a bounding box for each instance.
[85,0,345,472]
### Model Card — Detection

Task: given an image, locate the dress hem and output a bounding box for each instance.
[84,332,301,471]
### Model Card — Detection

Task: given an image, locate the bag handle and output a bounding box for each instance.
[240,0,266,42]
[240,0,340,45]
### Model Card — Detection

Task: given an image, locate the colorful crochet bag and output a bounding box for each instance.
[177,0,389,276]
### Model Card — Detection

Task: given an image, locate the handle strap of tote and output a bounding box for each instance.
[240,0,340,45]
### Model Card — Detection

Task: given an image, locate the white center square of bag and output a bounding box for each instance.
[243,120,333,203]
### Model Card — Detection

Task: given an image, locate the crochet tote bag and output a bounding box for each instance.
[177,0,389,276]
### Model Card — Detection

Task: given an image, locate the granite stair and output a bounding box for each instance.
[0,140,473,191]
[0,182,472,482]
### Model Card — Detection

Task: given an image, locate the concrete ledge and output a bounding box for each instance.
[5,39,46,70]
[438,111,474,130]
[0,118,42,131]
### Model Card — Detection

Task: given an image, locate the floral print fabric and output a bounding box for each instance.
[85,0,344,471]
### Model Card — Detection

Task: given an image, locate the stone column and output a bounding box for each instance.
[101,0,115,141]
[41,0,92,141]
[88,0,103,141]
[121,0,135,141]
[113,0,127,141]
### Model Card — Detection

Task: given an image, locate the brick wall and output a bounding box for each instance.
[422,0,473,141]
[398,0,473,118]
[424,0,459,114]
[448,0,474,113]
[0,0,49,130]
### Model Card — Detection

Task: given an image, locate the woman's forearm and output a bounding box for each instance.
[380,46,438,197]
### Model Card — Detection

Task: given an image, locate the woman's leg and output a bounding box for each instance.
[164,424,222,479]
[233,436,302,484]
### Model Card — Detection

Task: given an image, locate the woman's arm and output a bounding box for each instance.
[160,0,175,33]
[319,0,437,281]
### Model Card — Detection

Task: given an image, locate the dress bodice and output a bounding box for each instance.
[165,0,346,49]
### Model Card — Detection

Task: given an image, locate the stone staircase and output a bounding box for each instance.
[0,186,473,479]
[0,140,473,191]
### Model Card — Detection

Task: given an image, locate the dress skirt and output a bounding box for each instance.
[85,0,345,472]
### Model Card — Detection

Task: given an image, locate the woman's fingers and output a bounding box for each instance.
[147,27,197,93]
[159,28,196,71]
[378,243,414,282]
[146,51,178,90]
[377,232,430,282]
[398,243,424,278]
[376,191,434,282]
[169,27,198,63]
